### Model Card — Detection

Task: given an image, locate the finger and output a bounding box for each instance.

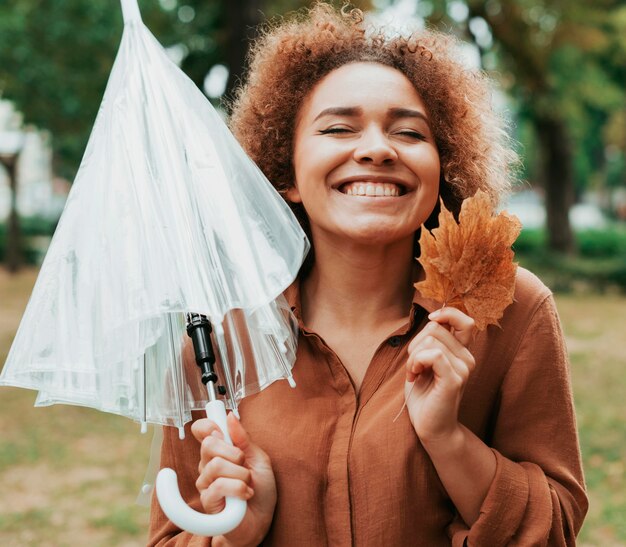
[428,307,476,346]
[406,348,463,390]
[191,418,224,443]
[196,456,252,491]
[408,321,459,354]
[198,431,246,470]
[407,320,440,354]
[415,327,476,373]
[199,477,254,515]
[418,335,475,382]
[406,346,434,382]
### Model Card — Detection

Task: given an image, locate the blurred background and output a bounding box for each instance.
[0,0,624,545]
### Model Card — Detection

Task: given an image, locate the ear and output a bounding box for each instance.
[285,185,302,203]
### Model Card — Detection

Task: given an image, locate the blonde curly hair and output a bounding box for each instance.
[229,2,517,230]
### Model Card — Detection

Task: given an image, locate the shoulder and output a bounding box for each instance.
[505,267,554,327]
[486,267,564,363]
[470,267,562,386]
[513,266,552,307]
[474,267,556,362]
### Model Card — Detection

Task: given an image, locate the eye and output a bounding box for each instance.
[395,130,427,141]
[318,127,354,135]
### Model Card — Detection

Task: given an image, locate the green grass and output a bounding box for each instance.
[1,267,625,545]
[0,268,152,547]
[556,294,626,545]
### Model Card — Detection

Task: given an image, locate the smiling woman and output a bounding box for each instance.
[287,62,440,249]
[148,4,587,546]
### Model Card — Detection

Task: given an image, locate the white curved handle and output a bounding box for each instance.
[156,401,247,536]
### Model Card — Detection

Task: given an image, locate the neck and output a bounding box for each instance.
[300,233,417,331]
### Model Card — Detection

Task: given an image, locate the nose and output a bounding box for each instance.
[353,127,398,166]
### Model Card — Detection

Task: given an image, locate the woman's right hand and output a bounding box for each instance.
[191,412,277,547]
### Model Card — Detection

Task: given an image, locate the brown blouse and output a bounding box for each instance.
[148,267,587,546]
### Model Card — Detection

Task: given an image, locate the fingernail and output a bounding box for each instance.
[428,310,440,319]
[210,430,221,438]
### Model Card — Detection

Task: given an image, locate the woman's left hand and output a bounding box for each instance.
[404,307,476,443]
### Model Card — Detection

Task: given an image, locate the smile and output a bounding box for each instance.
[337,182,406,197]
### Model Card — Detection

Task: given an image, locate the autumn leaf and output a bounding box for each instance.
[414,190,522,330]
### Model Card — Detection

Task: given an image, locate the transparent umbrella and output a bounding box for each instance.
[0,0,308,536]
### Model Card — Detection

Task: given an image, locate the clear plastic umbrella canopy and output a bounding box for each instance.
[0,0,309,435]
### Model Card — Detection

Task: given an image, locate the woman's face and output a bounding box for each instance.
[289,62,440,249]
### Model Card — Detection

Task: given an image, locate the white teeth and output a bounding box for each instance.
[340,182,402,197]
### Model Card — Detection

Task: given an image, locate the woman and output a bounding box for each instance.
[149,4,587,545]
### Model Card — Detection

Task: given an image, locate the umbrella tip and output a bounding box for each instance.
[121,0,142,24]
[142,483,153,495]
[279,342,288,354]
[178,427,186,440]
[141,421,148,434]
[287,376,296,388]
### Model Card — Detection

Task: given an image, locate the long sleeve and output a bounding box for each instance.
[450,293,588,546]
[147,414,212,547]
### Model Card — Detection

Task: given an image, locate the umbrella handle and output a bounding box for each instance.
[155,401,247,536]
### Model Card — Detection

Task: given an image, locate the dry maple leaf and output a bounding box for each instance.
[414,190,522,330]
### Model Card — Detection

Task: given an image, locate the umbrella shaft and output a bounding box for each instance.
[206,380,218,402]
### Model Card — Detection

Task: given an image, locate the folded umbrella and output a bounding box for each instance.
[0,0,308,535]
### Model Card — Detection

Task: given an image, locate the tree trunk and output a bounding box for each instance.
[224,0,264,103]
[534,115,576,254]
[1,155,22,273]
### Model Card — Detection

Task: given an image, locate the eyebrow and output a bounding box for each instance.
[387,107,430,124]
[313,106,362,121]
[313,106,430,124]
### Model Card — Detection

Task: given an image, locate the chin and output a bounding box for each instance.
[339,224,415,247]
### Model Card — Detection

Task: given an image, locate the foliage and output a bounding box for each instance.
[515,227,626,259]
[415,191,521,330]
[411,0,626,252]
[515,250,626,295]
[576,228,626,258]
[0,0,205,174]
[0,0,374,182]
[0,1,178,179]
[0,217,58,265]
[513,226,626,292]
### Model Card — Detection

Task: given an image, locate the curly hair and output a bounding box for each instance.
[229,2,518,230]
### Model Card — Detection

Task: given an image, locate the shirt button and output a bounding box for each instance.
[388,336,402,347]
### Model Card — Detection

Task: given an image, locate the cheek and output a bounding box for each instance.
[412,151,441,197]
[421,148,441,179]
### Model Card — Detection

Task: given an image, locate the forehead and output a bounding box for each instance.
[298,62,427,121]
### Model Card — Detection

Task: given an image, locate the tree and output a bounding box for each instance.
[0,1,179,179]
[418,0,625,252]
[171,0,373,107]
[1,1,377,180]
